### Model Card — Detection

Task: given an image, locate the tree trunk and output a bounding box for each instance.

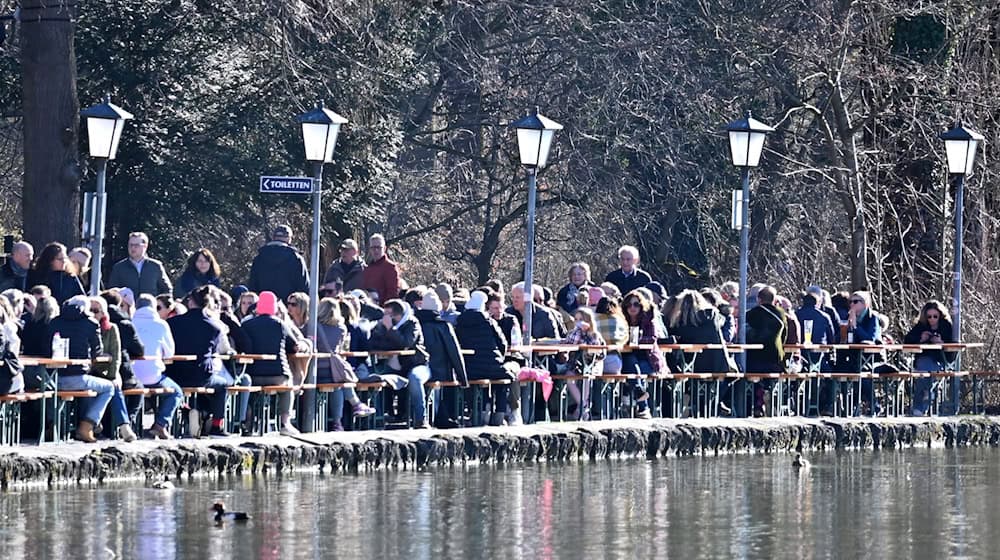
[20,1,81,247]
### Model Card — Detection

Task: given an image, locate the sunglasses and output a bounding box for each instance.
[288,302,299,307]
[926,313,940,319]
[627,301,641,308]
[157,306,164,311]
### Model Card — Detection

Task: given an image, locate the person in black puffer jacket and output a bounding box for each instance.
[456,290,517,425]
[48,296,112,442]
[241,290,307,434]
[416,293,467,428]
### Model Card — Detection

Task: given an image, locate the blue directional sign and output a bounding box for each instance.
[260,176,314,194]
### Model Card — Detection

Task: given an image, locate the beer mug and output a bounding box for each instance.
[803,320,813,345]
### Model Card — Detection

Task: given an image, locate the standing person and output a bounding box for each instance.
[69,247,93,291]
[247,225,309,301]
[556,262,596,316]
[108,232,172,297]
[131,294,183,439]
[362,234,401,304]
[241,291,308,435]
[29,242,85,304]
[323,239,366,292]
[904,300,955,416]
[165,285,235,436]
[174,248,222,298]
[604,245,653,296]
[0,241,33,293]
[49,296,113,442]
[415,292,468,428]
[745,285,786,416]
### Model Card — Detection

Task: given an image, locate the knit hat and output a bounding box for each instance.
[230,284,249,302]
[466,290,487,312]
[118,287,135,307]
[645,281,667,301]
[422,291,442,313]
[257,291,277,315]
[65,295,90,315]
[273,225,292,240]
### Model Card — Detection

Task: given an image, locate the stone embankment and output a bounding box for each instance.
[2,416,998,488]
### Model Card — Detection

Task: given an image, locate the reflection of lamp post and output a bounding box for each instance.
[726,111,773,416]
[296,100,347,432]
[81,95,133,296]
[510,108,562,349]
[940,121,983,412]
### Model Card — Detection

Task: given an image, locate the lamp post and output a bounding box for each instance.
[81,95,133,296]
[940,121,983,412]
[726,111,773,417]
[296,100,347,432]
[510,108,563,355]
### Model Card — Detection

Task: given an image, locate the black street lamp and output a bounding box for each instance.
[940,121,983,411]
[510,108,562,353]
[726,111,773,417]
[296,100,347,432]
[81,95,133,296]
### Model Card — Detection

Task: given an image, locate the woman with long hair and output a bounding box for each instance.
[29,242,84,305]
[174,248,221,299]
[620,290,662,419]
[316,297,375,430]
[594,297,628,374]
[903,300,954,416]
[90,297,139,442]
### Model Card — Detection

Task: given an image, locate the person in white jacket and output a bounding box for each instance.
[131,294,183,439]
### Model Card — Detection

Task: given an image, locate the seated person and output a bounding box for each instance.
[369,299,431,428]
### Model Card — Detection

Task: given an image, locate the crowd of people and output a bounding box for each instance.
[0,227,960,442]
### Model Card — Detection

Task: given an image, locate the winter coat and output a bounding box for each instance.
[323,259,366,291]
[241,314,298,379]
[219,311,251,353]
[48,304,102,376]
[903,319,956,367]
[174,270,221,299]
[362,255,400,303]
[131,306,175,386]
[455,309,512,381]
[21,317,54,356]
[108,257,172,297]
[555,281,595,315]
[796,305,836,345]
[29,270,84,304]
[604,268,652,296]
[415,309,468,386]
[0,261,28,293]
[165,309,226,386]
[92,323,122,381]
[670,308,738,373]
[505,305,559,340]
[369,314,429,373]
[745,303,786,372]
[247,242,309,301]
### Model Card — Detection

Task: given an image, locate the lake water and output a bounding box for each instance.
[1,447,998,559]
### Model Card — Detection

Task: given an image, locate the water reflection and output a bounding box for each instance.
[1,448,1000,558]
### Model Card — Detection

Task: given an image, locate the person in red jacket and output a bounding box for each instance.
[362,234,401,304]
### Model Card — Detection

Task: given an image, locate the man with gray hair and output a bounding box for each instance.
[0,241,33,293]
[362,233,401,303]
[605,244,653,295]
[434,283,458,325]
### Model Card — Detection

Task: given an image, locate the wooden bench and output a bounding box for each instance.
[463,378,515,426]
[0,392,49,445]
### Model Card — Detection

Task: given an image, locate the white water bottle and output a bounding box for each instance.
[511,326,523,347]
[52,332,67,360]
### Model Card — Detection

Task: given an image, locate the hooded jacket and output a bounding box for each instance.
[247,242,309,301]
[131,306,175,385]
[415,308,467,386]
[48,303,102,376]
[241,313,298,378]
[369,303,428,372]
[29,269,84,305]
[106,304,145,387]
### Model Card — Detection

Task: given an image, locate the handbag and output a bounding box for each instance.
[317,326,358,383]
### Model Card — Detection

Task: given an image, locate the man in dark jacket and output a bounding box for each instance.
[165,285,235,436]
[241,290,306,435]
[108,232,172,297]
[416,292,467,428]
[604,245,653,296]
[369,299,431,428]
[506,282,559,341]
[745,286,786,416]
[247,225,309,301]
[323,239,366,292]
[806,285,842,343]
[0,241,33,293]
